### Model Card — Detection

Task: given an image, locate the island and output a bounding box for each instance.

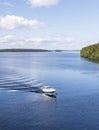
[80,43,99,60]
[0,49,51,52]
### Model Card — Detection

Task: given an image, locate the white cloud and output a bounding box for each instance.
[0,2,13,7]
[0,15,45,30]
[0,35,14,43]
[28,0,59,7]
[0,35,80,50]
[3,35,96,50]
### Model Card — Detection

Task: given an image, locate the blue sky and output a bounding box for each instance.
[0,0,99,50]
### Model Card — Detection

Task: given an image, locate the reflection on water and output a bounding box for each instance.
[82,57,99,63]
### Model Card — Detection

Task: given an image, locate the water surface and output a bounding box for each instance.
[0,51,99,130]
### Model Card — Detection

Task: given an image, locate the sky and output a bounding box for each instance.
[0,0,99,50]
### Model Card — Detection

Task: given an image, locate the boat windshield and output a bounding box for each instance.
[43,86,52,89]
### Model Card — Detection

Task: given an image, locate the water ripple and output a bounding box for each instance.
[0,68,43,92]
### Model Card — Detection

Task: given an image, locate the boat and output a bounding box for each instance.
[41,85,57,96]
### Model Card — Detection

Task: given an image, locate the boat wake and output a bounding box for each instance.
[0,68,43,93]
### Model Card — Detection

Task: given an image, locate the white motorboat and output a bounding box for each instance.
[41,85,56,96]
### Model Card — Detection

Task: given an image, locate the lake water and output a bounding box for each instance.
[0,51,99,130]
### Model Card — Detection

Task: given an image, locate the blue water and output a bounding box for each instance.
[0,51,99,130]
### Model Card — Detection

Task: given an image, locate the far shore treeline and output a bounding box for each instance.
[0,49,51,52]
[0,49,77,52]
[80,43,99,59]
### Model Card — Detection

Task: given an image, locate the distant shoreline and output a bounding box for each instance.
[0,49,80,52]
[0,49,51,52]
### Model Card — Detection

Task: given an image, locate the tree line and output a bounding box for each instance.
[80,43,99,59]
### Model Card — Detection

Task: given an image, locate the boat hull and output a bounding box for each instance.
[44,92,57,97]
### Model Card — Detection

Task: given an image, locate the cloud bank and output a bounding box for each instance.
[0,35,80,50]
[28,0,59,7]
[0,15,44,30]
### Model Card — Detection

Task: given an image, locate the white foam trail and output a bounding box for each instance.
[7,90,19,93]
